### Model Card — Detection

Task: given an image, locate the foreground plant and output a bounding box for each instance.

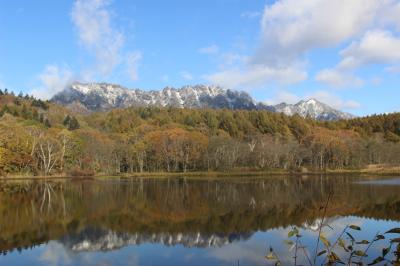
[266,194,400,265]
[266,225,400,265]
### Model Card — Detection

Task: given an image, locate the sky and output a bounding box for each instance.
[0,0,400,116]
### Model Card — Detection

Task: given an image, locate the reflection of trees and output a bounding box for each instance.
[0,176,399,253]
[38,182,57,213]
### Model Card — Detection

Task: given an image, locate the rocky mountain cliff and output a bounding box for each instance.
[272,99,354,120]
[52,82,354,120]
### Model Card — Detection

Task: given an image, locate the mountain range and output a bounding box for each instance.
[61,227,251,251]
[52,82,354,120]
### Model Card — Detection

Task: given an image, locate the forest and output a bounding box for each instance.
[0,89,400,176]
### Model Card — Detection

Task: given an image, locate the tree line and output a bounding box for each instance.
[0,91,399,176]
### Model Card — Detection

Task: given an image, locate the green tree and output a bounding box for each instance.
[68,117,80,130]
[44,119,51,128]
[63,115,71,126]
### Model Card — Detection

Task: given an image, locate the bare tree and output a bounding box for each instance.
[36,134,61,176]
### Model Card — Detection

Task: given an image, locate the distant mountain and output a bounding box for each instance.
[52,82,354,120]
[271,99,355,120]
[60,227,251,251]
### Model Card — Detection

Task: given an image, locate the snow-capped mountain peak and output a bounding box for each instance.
[52,82,354,120]
[52,82,258,112]
[273,98,354,120]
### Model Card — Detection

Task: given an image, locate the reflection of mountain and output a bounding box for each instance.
[0,176,400,253]
[302,217,339,232]
[61,227,252,251]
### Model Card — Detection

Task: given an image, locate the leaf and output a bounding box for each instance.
[354,250,368,257]
[320,234,331,248]
[346,232,355,241]
[328,252,344,264]
[390,238,400,243]
[375,235,385,241]
[265,253,277,260]
[382,246,391,257]
[283,240,294,246]
[331,252,340,261]
[356,240,370,245]
[349,225,361,231]
[328,254,336,263]
[385,228,400,234]
[339,238,349,252]
[368,256,384,265]
[288,228,299,238]
[317,250,327,257]
[275,262,281,266]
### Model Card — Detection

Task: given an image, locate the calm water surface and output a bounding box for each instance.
[0,175,399,266]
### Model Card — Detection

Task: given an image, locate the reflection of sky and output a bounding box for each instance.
[0,217,399,266]
[355,177,400,186]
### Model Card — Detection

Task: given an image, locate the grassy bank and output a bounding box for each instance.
[1,165,399,180]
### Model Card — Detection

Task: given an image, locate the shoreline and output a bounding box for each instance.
[1,167,399,181]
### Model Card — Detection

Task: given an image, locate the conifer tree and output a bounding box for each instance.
[63,115,71,126]
[44,118,51,128]
[68,116,80,130]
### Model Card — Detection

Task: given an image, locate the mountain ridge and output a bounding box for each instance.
[51,82,354,120]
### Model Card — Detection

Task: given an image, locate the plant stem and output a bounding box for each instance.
[321,225,349,265]
[313,191,332,265]
[294,234,299,265]
[298,239,313,266]
[358,231,379,264]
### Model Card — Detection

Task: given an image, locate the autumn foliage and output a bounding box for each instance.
[0,90,400,176]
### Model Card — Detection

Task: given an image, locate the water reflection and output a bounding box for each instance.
[355,177,400,186]
[61,228,252,251]
[0,176,399,265]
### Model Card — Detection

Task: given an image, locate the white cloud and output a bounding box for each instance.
[206,0,387,90]
[205,64,307,89]
[71,0,125,76]
[370,76,382,86]
[180,70,193,81]
[161,74,169,83]
[307,90,361,110]
[126,51,142,81]
[240,11,261,19]
[380,1,400,31]
[265,90,360,110]
[385,64,400,73]
[71,0,142,81]
[208,243,266,265]
[254,0,382,66]
[39,241,71,266]
[264,90,301,105]
[31,0,142,99]
[338,30,400,69]
[198,44,219,55]
[315,69,364,88]
[219,53,248,68]
[32,65,75,99]
[316,29,400,87]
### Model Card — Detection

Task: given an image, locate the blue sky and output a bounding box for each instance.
[0,0,400,116]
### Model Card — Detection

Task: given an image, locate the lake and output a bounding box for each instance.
[0,175,399,265]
